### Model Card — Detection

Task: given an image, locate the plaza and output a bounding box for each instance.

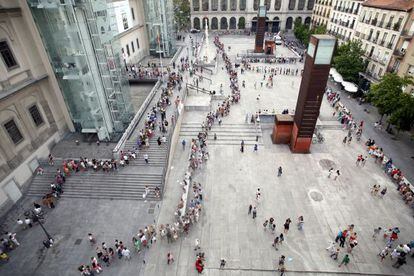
[0,32,413,276]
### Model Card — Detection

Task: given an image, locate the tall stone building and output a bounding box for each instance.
[0,0,74,214]
[312,0,333,27]
[190,0,314,33]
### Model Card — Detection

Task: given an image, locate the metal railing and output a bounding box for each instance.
[112,80,161,158]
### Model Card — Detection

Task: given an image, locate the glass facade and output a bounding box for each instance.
[27,0,133,140]
[143,0,176,57]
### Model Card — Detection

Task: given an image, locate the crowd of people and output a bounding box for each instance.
[326,88,413,209]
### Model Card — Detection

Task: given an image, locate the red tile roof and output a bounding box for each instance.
[362,0,414,12]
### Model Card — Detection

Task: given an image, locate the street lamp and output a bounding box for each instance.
[31,210,53,247]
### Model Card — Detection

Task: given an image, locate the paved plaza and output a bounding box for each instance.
[0,35,413,276]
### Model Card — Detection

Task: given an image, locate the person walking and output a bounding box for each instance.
[8,233,19,247]
[220,258,226,269]
[283,218,291,234]
[182,139,186,150]
[279,233,284,245]
[253,144,258,153]
[328,168,334,178]
[330,248,340,260]
[277,166,283,177]
[342,136,347,145]
[252,207,257,219]
[277,255,285,272]
[379,187,387,198]
[144,154,149,164]
[333,170,340,180]
[338,254,350,267]
[297,216,304,230]
[248,204,252,215]
[167,252,174,264]
[263,220,269,230]
[194,238,201,251]
[122,247,131,260]
[240,140,245,153]
[372,227,382,240]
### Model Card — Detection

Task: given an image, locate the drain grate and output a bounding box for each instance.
[149,203,156,209]
[148,209,155,214]
[74,239,82,245]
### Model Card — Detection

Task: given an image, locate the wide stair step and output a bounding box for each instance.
[26,172,163,201]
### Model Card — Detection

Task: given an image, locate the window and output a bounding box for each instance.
[0,40,18,69]
[212,0,218,11]
[136,38,140,49]
[4,119,23,144]
[288,0,296,10]
[29,105,44,127]
[131,8,135,20]
[193,0,200,11]
[221,0,227,10]
[298,0,305,10]
[122,13,128,30]
[131,41,135,53]
[307,0,315,10]
[126,44,130,56]
[239,0,246,10]
[274,0,281,10]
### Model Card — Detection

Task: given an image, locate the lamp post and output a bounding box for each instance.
[31,210,53,246]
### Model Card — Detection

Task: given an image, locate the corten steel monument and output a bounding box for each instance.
[290,35,336,153]
[254,4,267,53]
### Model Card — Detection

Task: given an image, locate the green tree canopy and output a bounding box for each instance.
[293,21,326,46]
[174,0,190,31]
[367,73,414,131]
[332,40,365,83]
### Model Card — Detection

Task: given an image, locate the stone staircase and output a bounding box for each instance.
[26,167,162,201]
[124,137,168,167]
[179,123,263,145]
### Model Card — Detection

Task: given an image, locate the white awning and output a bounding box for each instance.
[344,83,358,93]
[329,67,338,76]
[333,73,343,83]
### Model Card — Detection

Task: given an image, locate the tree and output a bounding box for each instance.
[367,73,413,129]
[174,0,190,31]
[238,17,245,29]
[333,40,365,83]
[388,93,414,133]
[293,21,326,46]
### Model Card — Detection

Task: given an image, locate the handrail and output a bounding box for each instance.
[193,72,213,83]
[112,80,161,158]
[186,83,212,95]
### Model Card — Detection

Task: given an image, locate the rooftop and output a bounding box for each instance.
[362,0,414,12]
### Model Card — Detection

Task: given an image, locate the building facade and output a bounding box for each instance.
[143,0,176,57]
[190,0,314,33]
[110,0,150,65]
[327,0,362,43]
[356,0,414,83]
[27,0,134,141]
[312,0,333,27]
[0,0,74,214]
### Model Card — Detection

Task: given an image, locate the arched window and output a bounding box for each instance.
[298,0,305,10]
[211,17,218,29]
[229,17,237,29]
[272,17,280,33]
[238,17,246,29]
[265,0,271,10]
[274,0,281,10]
[286,17,293,29]
[239,0,246,11]
[253,0,259,11]
[211,0,218,11]
[220,17,228,29]
[288,0,296,10]
[304,17,311,26]
[230,0,237,10]
[202,0,208,11]
[221,0,227,11]
[307,0,315,10]
[193,0,200,11]
[193,17,201,29]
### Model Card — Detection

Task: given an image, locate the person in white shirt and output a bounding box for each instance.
[122,247,131,260]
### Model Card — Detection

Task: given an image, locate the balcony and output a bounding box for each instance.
[377,21,384,28]
[353,9,358,15]
[386,43,393,49]
[379,40,385,46]
[393,49,406,58]
[371,18,377,26]
[385,23,392,29]
[372,38,378,43]
[393,23,401,31]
